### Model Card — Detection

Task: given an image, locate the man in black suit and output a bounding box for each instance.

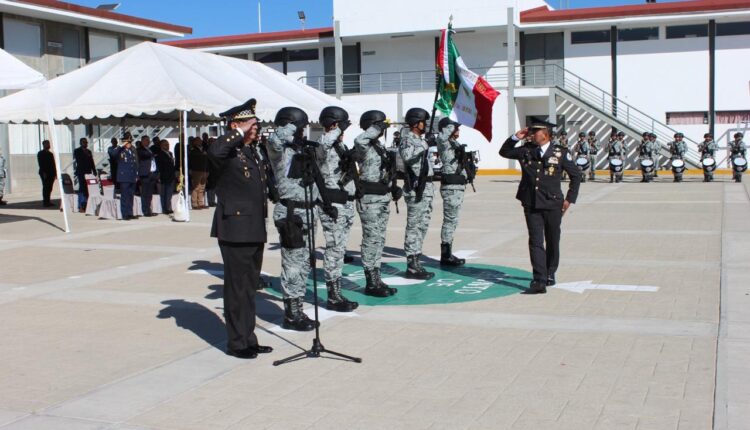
[37,140,56,207]
[73,137,96,211]
[136,136,159,217]
[207,98,272,359]
[156,140,176,214]
[499,118,581,294]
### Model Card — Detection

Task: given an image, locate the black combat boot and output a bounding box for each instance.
[343,253,354,264]
[364,269,397,297]
[373,268,397,295]
[326,279,359,312]
[405,255,435,280]
[282,298,315,332]
[440,243,465,266]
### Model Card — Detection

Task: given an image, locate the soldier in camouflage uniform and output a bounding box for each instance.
[436,117,467,266]
[587,130,599,180]
[0,148,7,206]
[315,106,359,312]
[730,132,747,183]
[354,110,399,297]
[608,131,625,183]
[266,107,336,331]
[698,133,718,182]
[399,107,435,280]
[669,132,688,182]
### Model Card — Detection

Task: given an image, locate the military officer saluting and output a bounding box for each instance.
[354,110,399,297]
[207,99,272,359]
[315,106,359,312]
[499,118,581,294]
[399,107,436,280]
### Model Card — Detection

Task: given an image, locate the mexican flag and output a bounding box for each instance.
[435,24,500,141]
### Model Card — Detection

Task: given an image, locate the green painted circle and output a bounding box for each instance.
[267,263,532,306]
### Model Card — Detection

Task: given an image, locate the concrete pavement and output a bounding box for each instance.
[0,175,747,429]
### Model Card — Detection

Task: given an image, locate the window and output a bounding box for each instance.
[617,27,659,42]
[124,38,146,49]
[666,24,708,39]
[716,111,750,124]
[288,49,318,62]
[88,32,119,62]
[666,111,707,125]
[62,29,82,73]
[3,18,42,57]
[571,30,611,44]
[253,51,283,63]
[225,53,248,60]
[717,21,750,36]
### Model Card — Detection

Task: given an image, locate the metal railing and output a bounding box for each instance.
[300,63,703,166]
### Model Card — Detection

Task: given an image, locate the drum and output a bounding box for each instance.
[575,156,590,170]
[609,158,623,172]
[701,157,716,172]
[733,157,748,173]
[671,159,685,173]
[640,158,654,172]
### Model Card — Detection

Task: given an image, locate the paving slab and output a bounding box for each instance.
[0,176,746,429]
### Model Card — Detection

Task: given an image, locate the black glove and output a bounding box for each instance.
[425,133,437,147]
[339,120,352,132]
[322,204,338,219]
[372,121,388,133]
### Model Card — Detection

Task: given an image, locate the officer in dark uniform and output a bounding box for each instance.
[207,98,272,359]
[499,118,581,294]
[114,137,138,220]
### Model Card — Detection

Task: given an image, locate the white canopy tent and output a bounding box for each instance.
[0,48,70,233]
[0,42,359,222]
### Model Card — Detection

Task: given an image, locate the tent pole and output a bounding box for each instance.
[182,110,190,222]
[41,84,70,233]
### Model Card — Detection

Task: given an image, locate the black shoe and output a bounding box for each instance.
[326,279,359,312]
[522,281,547,295]
[251,345,273,354]
[546,275,556,286]
[343,254,354,264]
[440,243,466,267]
[364,269,397,297]
[282,298,316,331]
[226,347,258,359]
[405,255,435,280]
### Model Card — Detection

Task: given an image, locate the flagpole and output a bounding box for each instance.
[429,16,453,135]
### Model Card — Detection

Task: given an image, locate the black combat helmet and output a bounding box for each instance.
[642,131,649,137]
[704,133,713,139]
[405,107,430,127]
[438,117,460,132]
[560,131,568,136]
[359,110,387,130]
[735,132,744,139]
[649,133,657,138]
[588,131,596,136]
[274,107,309,132]
[579,132,586,138]
[617,131,625,137]
[319,106,349,128]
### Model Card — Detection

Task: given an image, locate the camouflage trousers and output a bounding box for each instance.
[357,196,391,270]
[0,176,5,198]
[273,203,313,299]
[318,201,354,282]
[404,185,434,256]
[440,188,465,244]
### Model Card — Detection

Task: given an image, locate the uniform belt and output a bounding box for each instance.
[359,181,390,195]
[441,174,466,185]
[280,199,315,210]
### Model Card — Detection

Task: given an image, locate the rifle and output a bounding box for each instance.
[258,143,279,203]
[370,135,403,213]
[454,142,477,192]
[333,140,361,199]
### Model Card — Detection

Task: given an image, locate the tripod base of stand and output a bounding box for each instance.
[273,338,362,366]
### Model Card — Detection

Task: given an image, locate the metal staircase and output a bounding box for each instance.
[494,64,703,168]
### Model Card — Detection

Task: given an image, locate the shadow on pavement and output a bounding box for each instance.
[0,211,65,232]
[157,299,226,351]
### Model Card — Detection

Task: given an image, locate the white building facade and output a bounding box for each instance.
[168,0,750,172]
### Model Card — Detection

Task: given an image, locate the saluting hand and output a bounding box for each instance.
[562,200,571,215]
[515,128,530,140]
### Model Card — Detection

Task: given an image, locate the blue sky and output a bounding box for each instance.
[72,0,685,39]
